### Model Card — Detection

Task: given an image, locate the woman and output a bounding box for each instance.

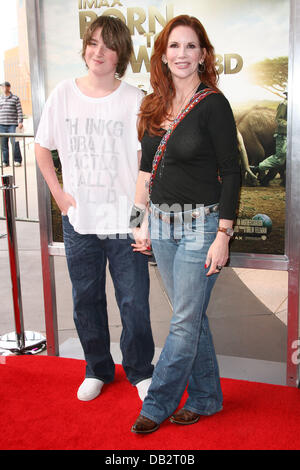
[130,15,240,433]
[35,16,154,403]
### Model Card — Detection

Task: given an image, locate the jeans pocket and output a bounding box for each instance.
[183,214,218,251]
[185,213,218,234]
[62,214,81,253]
[205,212,219,233]
[185,218,205,234]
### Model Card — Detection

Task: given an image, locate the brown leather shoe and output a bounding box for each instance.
[131,414,160,434]
[170,409,201,425]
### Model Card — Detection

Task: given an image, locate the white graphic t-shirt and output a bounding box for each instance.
[35,79,144,235]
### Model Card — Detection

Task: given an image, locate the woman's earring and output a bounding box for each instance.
[162,56,168,66]
[198,61,206,73]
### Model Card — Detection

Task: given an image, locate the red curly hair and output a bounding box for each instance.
[138,15,220,140]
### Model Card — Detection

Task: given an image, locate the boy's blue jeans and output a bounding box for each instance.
[62,215,154,385]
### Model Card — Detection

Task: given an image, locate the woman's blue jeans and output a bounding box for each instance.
[62,215,154,385]
[140,204,223,424]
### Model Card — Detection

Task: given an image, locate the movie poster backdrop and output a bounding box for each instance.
[39,0,289,254]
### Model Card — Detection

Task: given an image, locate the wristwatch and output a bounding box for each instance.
[218,226,234,237]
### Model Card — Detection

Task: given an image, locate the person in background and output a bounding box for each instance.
[252,90,287,187]
[35,16,154,403]
[0,81,23,167]
[131,15,240,434]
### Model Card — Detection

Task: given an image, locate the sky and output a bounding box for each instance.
[0,0,18,83]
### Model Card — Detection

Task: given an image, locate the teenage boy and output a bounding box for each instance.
[35,16,154,402]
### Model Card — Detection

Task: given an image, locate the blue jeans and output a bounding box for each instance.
[0,124,22,164]
[62,215,154,385]
[141,204,223,424]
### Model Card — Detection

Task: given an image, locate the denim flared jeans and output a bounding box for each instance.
[62,215,154,385]
[140,204,223,424]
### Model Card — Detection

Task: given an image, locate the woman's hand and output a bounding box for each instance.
[205,232,230,276]
[131,228,151,255]
[131,210,152,256]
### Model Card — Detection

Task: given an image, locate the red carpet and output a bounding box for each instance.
[0,355,299,450]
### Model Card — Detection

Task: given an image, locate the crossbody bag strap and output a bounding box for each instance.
[149,88,219,197]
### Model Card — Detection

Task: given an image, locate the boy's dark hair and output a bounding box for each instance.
[82,15,133,78]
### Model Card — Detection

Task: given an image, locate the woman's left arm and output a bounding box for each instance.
[205,94,241,276]
[205,219,233,275]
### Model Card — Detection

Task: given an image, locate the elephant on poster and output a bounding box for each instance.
[235,106,277,185]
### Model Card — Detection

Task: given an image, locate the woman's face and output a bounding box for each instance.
[164,25,206,82]
[84,27,118,77]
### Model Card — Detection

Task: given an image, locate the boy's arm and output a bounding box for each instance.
[35,143,76,215]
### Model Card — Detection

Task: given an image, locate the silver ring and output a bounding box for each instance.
[216,265,223,270]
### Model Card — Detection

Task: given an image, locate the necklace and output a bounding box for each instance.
[152,87,219,191]
[168,81,201,122]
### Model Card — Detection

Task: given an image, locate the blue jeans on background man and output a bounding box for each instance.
[0,124,22,165]
[140,204,223,424]
[62,215,154,385]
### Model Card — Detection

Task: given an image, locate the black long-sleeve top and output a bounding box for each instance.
[140,83,241,220]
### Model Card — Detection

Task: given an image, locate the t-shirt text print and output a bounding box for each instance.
[66,117,123,205]
[35,79,143,235]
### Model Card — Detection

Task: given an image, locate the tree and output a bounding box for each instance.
[248,57,288,98]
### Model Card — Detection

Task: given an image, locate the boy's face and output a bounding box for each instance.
[84,27,118,78]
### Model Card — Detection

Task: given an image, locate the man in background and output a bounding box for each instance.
[0,81,23,167]
[252,90,287,187]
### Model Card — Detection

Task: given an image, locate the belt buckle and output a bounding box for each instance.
[191,209,202,219]
[204,204,219,216]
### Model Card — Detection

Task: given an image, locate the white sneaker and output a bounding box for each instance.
[14,162,21,167]
[77,378,104,401]
[136,378,152,401]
